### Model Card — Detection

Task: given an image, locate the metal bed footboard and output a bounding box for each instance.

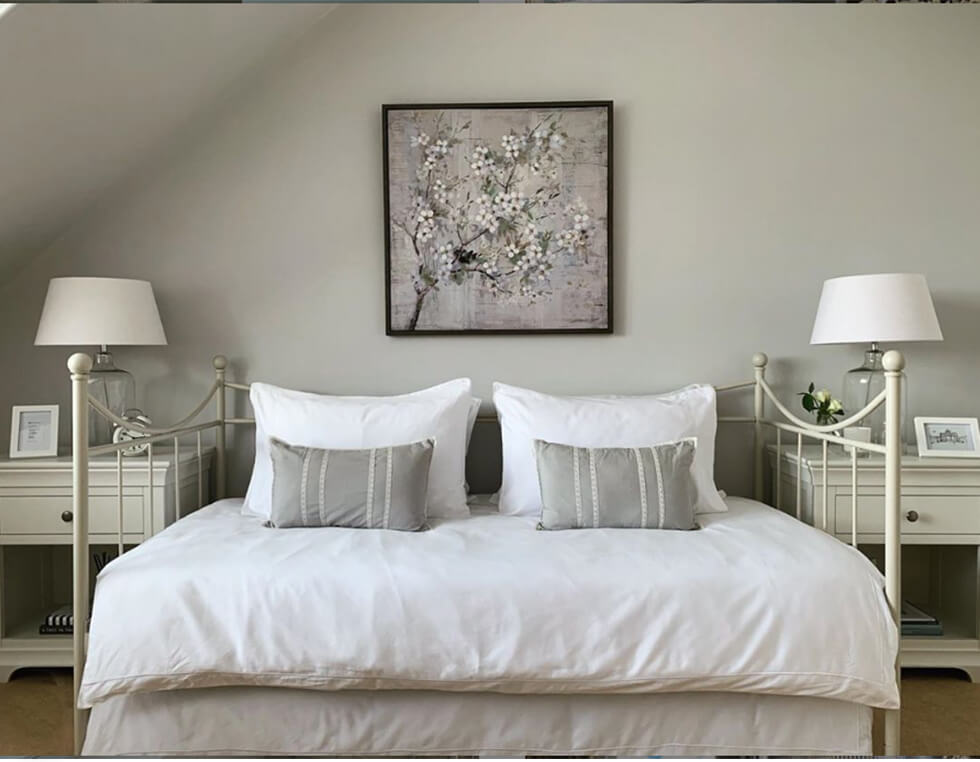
[718,351,904,756]
[67,354,254,754]
[67,350,903,756]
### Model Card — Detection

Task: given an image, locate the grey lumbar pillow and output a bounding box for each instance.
[534,438,699,530]
[268,438,433,530]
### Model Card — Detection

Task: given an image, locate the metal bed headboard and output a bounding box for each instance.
[66,350,904,755]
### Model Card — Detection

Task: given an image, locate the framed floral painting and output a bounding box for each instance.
[383,101,612,335]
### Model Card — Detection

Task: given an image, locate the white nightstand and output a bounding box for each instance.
[769,444,980,681]
[0,448,213,681]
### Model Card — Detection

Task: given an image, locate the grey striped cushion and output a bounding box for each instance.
[534,438,699,530]
[268,438,433,530]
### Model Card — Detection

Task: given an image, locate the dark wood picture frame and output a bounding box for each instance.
[383,100,613,336]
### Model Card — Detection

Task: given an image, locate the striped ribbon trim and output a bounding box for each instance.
[651,446,665,529]
[588,448,599,528]
[633,448,648,528]
[299,449,312,527]
[317,450,329,526]
[382,447,393,529]
[365,448,377,529]
[573,448,583,528]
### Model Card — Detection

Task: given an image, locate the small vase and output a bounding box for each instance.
[842,426,873,458]
[830,429,848,454]
[814,423,846,454]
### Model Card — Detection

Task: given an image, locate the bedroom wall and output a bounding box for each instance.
[1,5,978,496]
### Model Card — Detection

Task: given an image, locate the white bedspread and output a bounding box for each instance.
[79,496,899,709]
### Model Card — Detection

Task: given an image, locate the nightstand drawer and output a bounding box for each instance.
[0,495,144,536]
[835,493,980,535]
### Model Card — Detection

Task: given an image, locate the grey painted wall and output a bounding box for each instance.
[1,5,978,496]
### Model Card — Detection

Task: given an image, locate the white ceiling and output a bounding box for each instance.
[0,4,331,281]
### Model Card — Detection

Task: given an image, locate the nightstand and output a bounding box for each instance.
[0,448,213,681]
[768,444,980,681]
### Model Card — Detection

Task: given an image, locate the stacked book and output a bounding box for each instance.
[38,605,75,635]
[901,600,943,637]
[37,551,114,635]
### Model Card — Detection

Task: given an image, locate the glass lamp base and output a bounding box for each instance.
[87,350,135,445]
[841,346,908,446]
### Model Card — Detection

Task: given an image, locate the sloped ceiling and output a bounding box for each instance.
[0,3,332,281]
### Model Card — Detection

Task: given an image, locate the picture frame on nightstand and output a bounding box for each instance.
[9,404,59,459]
[914,417,980,458]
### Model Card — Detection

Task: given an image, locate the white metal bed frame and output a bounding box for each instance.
[65,350,905,756]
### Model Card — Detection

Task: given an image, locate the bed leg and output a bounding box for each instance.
[884,707,900,756]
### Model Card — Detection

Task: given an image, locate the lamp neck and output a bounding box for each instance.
[864,342,884,370]
[93,346,116,371]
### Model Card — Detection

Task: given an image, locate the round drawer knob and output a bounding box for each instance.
[905,510,919,523]
[61,510,73,523]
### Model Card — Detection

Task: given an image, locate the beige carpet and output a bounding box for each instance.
[1,668,978,756]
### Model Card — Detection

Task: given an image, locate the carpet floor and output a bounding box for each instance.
[0,668,977,756]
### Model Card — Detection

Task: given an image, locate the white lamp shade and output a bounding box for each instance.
[810,273,943,345]
[35,277,167,346]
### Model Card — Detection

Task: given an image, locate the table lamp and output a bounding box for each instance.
[810,273,943,445]
[35,277,167,445]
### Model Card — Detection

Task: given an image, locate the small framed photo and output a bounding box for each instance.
[914,417,980,458]
[10,405,59,459]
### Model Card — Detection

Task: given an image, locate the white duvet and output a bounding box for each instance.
[79,496,899,709]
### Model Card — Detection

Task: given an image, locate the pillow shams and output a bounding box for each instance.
[269,439,433,530]
[535,438,699,530]
[493,382,727,517]
[244,378,472,520]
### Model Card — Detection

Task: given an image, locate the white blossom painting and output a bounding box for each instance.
[383,102,612,334]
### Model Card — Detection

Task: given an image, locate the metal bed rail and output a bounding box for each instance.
[67,350,903,755]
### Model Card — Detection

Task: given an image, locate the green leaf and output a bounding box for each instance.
[801,394,816,412]
[808,382,815,394]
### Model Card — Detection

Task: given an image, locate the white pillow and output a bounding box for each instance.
[244,379,473,520]
[492,382,728,517]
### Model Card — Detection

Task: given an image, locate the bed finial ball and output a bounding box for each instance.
[67,352,93,375]
[752,352,768,369]
[212,355,228,371]
[882,350,905,373]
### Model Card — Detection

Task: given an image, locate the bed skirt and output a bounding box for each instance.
[83,687,872,757]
